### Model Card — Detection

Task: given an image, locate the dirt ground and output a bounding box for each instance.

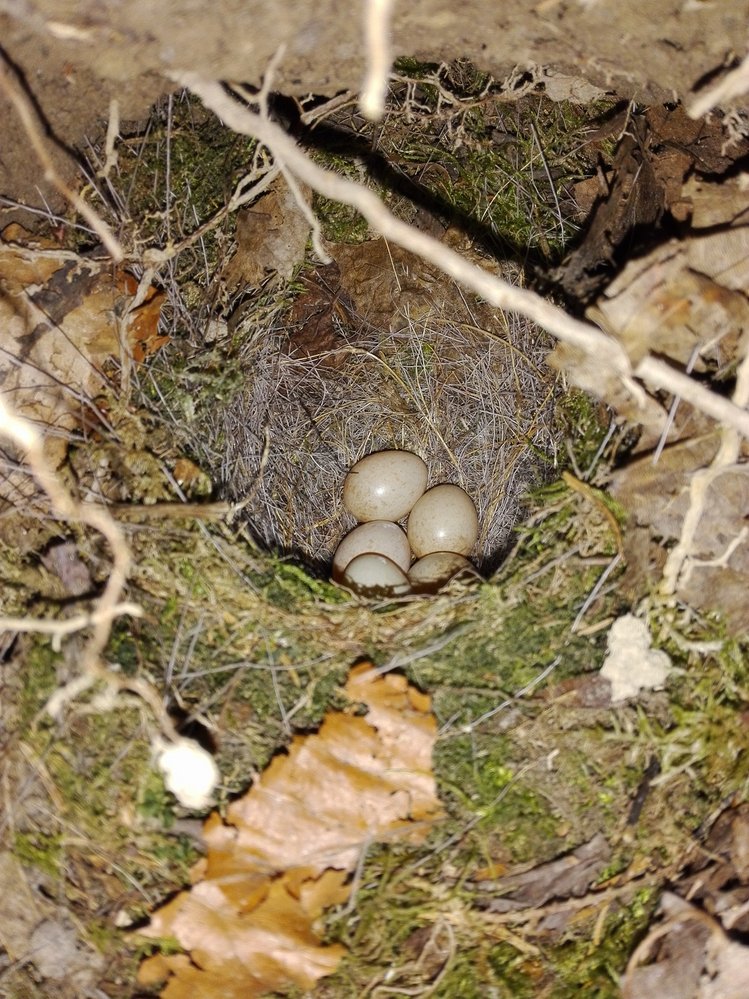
[1,0,748,214]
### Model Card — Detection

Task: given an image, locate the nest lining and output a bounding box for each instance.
[206,282,560,575]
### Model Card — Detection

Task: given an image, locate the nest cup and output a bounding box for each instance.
[209,274,560,576]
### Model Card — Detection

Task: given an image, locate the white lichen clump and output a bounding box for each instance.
[600,614,673,703]
[154,736,219,810]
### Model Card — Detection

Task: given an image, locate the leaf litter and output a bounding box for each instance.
[551,169,749,634]
[137,662,443,997]
[623,804,749,999]
[0,223,164,506]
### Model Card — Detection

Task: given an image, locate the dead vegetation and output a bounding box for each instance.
[0,50,748,999]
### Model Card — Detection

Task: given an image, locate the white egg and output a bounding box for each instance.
[408,552,477,593]
[407,484,478,557]
[341,553,411,597]
[332,521,411,582]
[343,450,428,522]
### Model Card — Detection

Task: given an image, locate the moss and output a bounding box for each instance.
[544,887,657,997]
[313,195,370,243]
[260,558,344,610]
[107,618,140,675]
[108,94,257,254]
[556,389,615,476]
[377,81,611,260]
[137,770,177,828]
[393,56,441,78]
[436,734,561,863]
[17,641,61,726]
[13,830,62,878]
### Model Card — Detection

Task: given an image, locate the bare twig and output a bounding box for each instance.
[689,47,749,119]
[97,98,120,181]
[660,340,749,596]
[0,394,175,732]
[253,45,330,263]
[636,355,749,438]
[175,75,749,441]
[484,876,644,929]
[0,396,128,644]
[0,603,143,651]
[0,52,123,262]
[360,0,395,121]
[108,500,231,521]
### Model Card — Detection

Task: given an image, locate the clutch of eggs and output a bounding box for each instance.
[334,449,480,597]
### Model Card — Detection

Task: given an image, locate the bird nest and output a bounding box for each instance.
[202,243,560,575]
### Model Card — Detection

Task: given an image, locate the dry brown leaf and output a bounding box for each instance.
[222,175,311,289]
[552,227,749,451]
[477,833,611,915]
[333,236,506,330]
[0,850,44,960]
[624,804,749,996]
[623,892,749,999]
[683,175,749,229]
[285,262,351,368]
[0,226,164,499]
[589,230,749,371]
[138,662,443,997]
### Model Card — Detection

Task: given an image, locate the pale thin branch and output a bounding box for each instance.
[97,98,120,180]
[0,394,130,659]
[660,338,749,596]
[250,45,331,263]
[177,77,631,363]
[175,74,749,441]
[689,48,749,119]
[0,53,123,262]
[0,603,143,651]
[0,394,166,727]
[637,356,749,439]
[360,0,394,121]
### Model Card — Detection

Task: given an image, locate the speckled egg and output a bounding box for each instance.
[407,484,478,557]
[341,553,411,597]
[343,450,428,522]
[332,521,411,582]
[408,552,477,593]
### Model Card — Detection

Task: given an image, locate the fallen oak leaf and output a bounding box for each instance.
[222,174,311,290]
[138,662,443,997]
[139,869,348,999]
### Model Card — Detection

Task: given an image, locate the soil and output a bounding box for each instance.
[1,0,748,218]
